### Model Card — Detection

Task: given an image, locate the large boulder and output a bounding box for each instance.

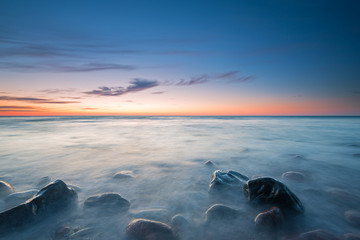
[125,218,177,240]
[84,193,130,212]
[243,177,304,214]
[254,206,284,227]
[208,170,249,202]
[0,181,14,198]
[5,189,38,204]
[0,180,77,234]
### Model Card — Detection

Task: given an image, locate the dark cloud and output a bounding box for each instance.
[176,75,208,86]
[151,91,165,94]
[84,79,159,97]
[230,75,256,83]
[0,110,38,112]
[0,106,36,109]
[216,71,240,79]
[0,96,80,104]
[38,88,76,94]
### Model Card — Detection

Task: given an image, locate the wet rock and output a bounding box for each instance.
[243,177,304,214]
[344,210,360,228]
[0,181,14,198]
[204,161,215,167]
[208,170,249,201]
[282,171,305,182]
[343,233,360,240]
[254,206,283,227]
[205,204,243,224]
[69,227,96,239]
[35,176,52,188]
[171,214,191,232]
[126,218,177,240]
[0,180,77,234]
[131,209,171,223]
[84,193,130,212]
[113,170,134,179]
[67,184,81,193]
[290,229,339,240]
[54,225,73,239]
[327,188,360,207]
[5,189,38,204]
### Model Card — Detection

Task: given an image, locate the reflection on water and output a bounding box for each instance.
[0,116,360,239]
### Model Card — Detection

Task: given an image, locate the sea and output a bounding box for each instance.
[0,116,359,239]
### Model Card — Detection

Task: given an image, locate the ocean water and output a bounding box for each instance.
[0,116,359,239]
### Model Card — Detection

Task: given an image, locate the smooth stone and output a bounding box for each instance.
[69,227,96,239]
[113,170,134,179]
[208,170,249,199]
[243,177,304,214]
[0,180,77,234]
[131,209,171,223]
[0,181,14,198]
[35,176,52,188]
[54,225,73,239]
[204,161,215,167]
[171,214,191,232]
[84,193,130,212]
[344,210,360,228]
[204,204,243,224]
[282,171,305,181]
[327,188,360,207]
[290,229,339,240]
[5,189,38,203]
[126,218,177,240]
[343,233,360,240]
[254,206,284,227]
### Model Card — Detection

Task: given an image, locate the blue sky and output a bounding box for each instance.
[0,0,359,115]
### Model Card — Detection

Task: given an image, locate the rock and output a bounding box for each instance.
[54,225,73,239]
[254,206,283,227]
[204,204,243,224]
[131,209,171,223]
[0,181,14,198]
[344,210,360,228]
[35,176,52,188]
[243,177,304,214]
[84,193,130,212]
[5,189,38,204]
[69,227,96,239]
[282,171,305,181]
[327,188,360,207]
[113,171,134,179]
[67,184,81,193]
[208,170,249,201]
[125,218,177,240]
[343,233,360,240]
[204,161,215,167]
[0,180,77,234]
[290,229,339,240]
[171,214,191,232]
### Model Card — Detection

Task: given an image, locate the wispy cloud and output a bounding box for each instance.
[176,75,208,86]
[38,88,76,94]
[0,106,37,109]
[84,79,159,96]
[0,96,81,104]
[152,91,165,94]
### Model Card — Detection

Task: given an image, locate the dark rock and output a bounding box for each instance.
[171,214,190,232]
[204,204,243,224]
[5,189,38,204]
[208,170,249,201]
[0,181,14,198]
[35,176,52,188]
[0,180,77,234]
[125,218,177,240]
[204,161,215,167]
[243,177,304,214]
[344,210,360,228]
[282,171,305,182]
[54,225,73,239]
[254,206,283,227]
[290,229,339,240]
[113,171,134,179]
[343,233,360,240]
[131,209,171,223]
[69,227,96,239]
[84,193,130,212]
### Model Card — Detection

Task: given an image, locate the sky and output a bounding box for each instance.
[0,0,360,116]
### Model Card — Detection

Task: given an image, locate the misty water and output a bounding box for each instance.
[0,116,360,239]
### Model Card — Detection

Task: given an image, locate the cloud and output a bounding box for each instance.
[151,91,165,94]
[84,79,159,97]
[216,71,240,79]
[38,88,76,94]
[0,96,80,104]
[176,75,208,86]
[0,106,36,109]
[82,108,98,110]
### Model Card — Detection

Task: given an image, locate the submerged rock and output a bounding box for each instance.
[0,180,77,234]
[289,229,339,240]
[54,225,73,239]
[282,171,305,182]
[327,188,360,207]
[5,189,38,204]
[125,218,177,240]
[254,206,283,227]
[84,193,130,212]
[0,181,14,198]
[171,214,191,232]
[343,233,360,240]
[113,170,134,179]
[243,177,304,214]
[208,170,249,201]
[205,204,243,224]
[35,176,52,188]
[344,210,360,228]
[204,161,215,167]
[131,209,171,223]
